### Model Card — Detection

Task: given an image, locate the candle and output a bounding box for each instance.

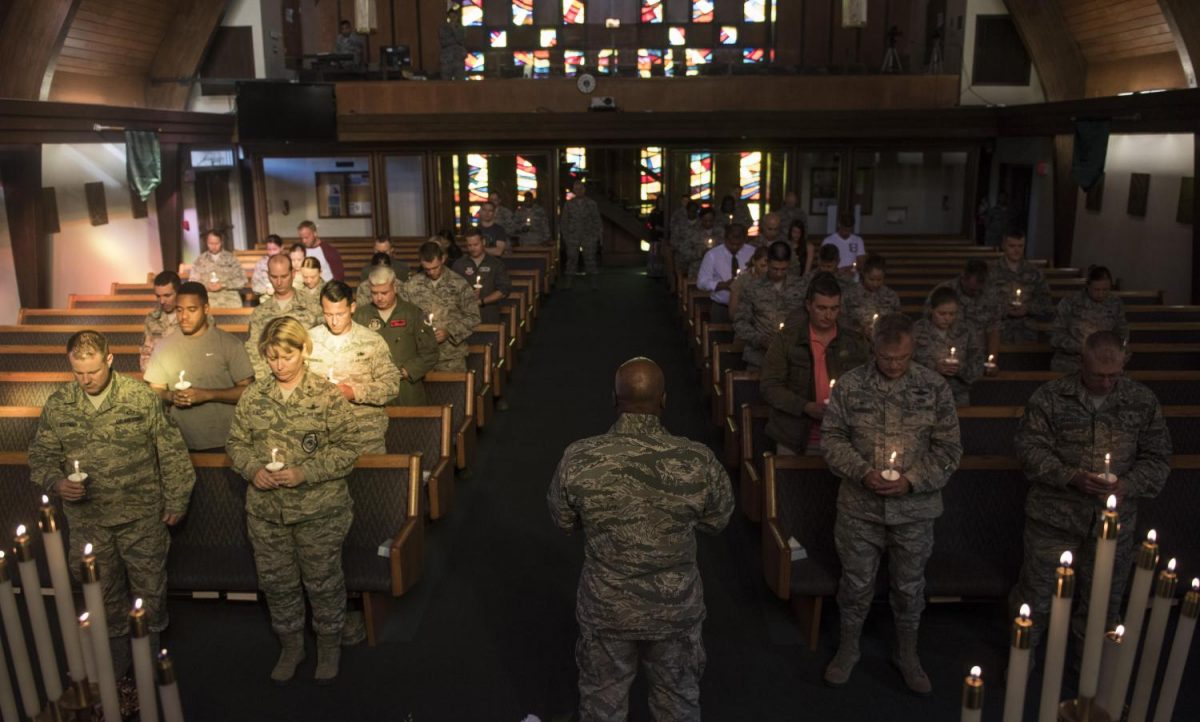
[130,598,159,722]
[882,451,900,482]
[962,666,983,722]
[73,459,80,477]
[0,551,40,718]
[1096,625,1124,717]
[949,346,957,361]
[157,649,185,722]
[14,524,63,703]
[1152,578,1200,722]
[987,354,995,364]
[1106,530,1158,716]
[1002,604,1033,722]
[1103,452,1112,482]
[326,366,337,384]
[271,448,278,465]
[1127,558,1177,722]
[209,271,218,283]
[38,498,87,693]
[1013,288,1022,306]
[78,613,98,694]
[1078,496,1119,701]
[174,370,190,391]
[871,313,879,326]
[824,378,835,406]
[473,275,482,290]
[426,313,434,327]
[266,448,284,473]
[1038,551,1074,722]
[0,607,18,722]
[81,544,122,722]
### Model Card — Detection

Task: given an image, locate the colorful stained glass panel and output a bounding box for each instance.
[685,48,710,75]
[563,0,585,24]
[513,0,534,26]
[641,0,663,24]
[744,0,767,23]
[564,49,585,75]
[516,156,538,195]
[540,29,558,48]
[689,152,713,200]
[464,52,485,74]
[640,146,663,214]
[598,48,618,74]
[461,0,482,27]
[489,30,507,48]
[691,0,714,23]
[719,26,738,45]
[669,27,686,46]
[743,47,765,63]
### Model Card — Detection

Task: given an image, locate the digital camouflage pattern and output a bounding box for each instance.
[244,293,321,381]
[493,204,518,237]
[733,274,806,368]
[547,413,734,640]
[141,307,184,372]
[67,515,171,638]
[1049,291,1130,373]
[400,271,481,372]
[515,205,551,247]
[293,279,323,311]
[911,317,983,407]
[251,255,272,296]
[307,322,401,455]
[841,283,902,334]
[925,277,1003,351]
[561,195,603,275]
[189,250,245,308]
[575,623,705,722]
[988,258,1053,343]
[353,299,439,406]
[686,224,725,278]
[834,514,935,631]
[1011,373,1171,645]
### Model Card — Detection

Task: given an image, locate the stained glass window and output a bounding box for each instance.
[516,156,538,195]
[743,47,764,63]
[641,0,663,23]
[740,151,762,233]
[563,0,585,24]
[637,49,664,78]
[464,52,485,75]
[513,50,534,68]
[691,0,714,23]
[744,0,767,23]
[461,0,483,27]
[540,29,558,48]
[689,152,713,200]
[598,48,618,74]
[669,27,686,46]
[513,0,534,26]
[719,26,738,45]
[490,30,508,48]
[564,49,585,75]
[565,147,587,173]
[467,153,489,223]
[533,50,551,76]
[663,49,677,76]
[640,147,663,214]
[685,48,710,75]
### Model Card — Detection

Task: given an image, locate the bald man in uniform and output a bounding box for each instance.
[548,358,734,722]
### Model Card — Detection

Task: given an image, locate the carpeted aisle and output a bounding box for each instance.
[166,268,1199,721]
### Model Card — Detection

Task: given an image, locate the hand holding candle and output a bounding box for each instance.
[882,451,899,482]
[174,370,190,391]
[1002,604,1033,722]
[266,448,284,473]
[962,666,983,722]
[1100,452,1115,484]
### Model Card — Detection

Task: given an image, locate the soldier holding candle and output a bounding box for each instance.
[1010,331,1171,656]
[27,330,195,681]
[400,241,481,372]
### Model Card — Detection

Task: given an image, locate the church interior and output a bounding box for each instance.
[1,0,1199,720]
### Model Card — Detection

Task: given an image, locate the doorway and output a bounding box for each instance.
[997,163,1033,235]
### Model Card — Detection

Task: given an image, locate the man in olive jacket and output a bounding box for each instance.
[760,272,870,455]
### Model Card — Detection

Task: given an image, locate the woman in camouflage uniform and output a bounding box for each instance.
[293,256,324,310]
[1050,266,1129,373]
[912,286,983,406]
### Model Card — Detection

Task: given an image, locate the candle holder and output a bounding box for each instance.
[1058,697,1112,722]
[963,666,984,715]
[984,354,997,372]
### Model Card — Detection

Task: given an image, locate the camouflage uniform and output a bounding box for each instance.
[988,259,1053,343]
[1010,374,1170,647]
[547,413,734,722]
[355,279,405,318]
[925,277,1003,353]
[356,263,409,310]
[760,313,870,452]
[28,372,195,640]
[911,317,983,407]
[400,272,481,372]
[439,21,466,80]
[734,274,806,369]
[452,254,512,326]
[841,283,902,335]
[294,279,323,311]
[822,362,962,632]
[227,370,360,636]
[250,256,272,297]
[1050,292,1130,373]
[244,294,321,381]
[686,225,724,278]
[776,205,806,238]
[668,210,693,271]
[515,205,551,247]
[561,196,602,276]
[141,307,181,372]
[308,322,401,455]
[493,204,518,237]
[189,250,245,308]
[353,300,439,406]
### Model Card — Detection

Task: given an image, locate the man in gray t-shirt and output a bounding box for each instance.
[145,282,254,451]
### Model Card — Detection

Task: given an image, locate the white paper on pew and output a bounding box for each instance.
[377,541,391,558]
[788,537,808,562]
[422,470,431,485]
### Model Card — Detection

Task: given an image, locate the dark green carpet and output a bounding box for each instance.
[164,269,1199,721]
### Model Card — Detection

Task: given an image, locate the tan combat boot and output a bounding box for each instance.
[891,628,932,696]
[314,633,341,685]
[823,626,862,687]
[341,610,366,646]
[270,632,305,685]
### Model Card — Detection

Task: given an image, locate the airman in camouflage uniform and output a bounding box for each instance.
[188,230,246,308]
[548,358,734,722]
[734,242,806,369]
[353,267,439,407]
[1050,268,1129,373]
[840,256,901,335]
[988,232,1053,343]
[912,287,983,407]
[307,282,401,455]
[515,196,551,247]
[926,261,1003,361]
[227,316,361,684]
[561,181,603,286]
[1010,331,1170,651]
[142,271,186,371]
[795,245,851,299]
[28,330,194,677]
[775,191,806,240]
[686,210,725,278]
[821,313,962,693]
[245,255,321,381]
[402,242,481,372]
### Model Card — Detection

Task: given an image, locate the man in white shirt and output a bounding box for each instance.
[822,214,868,272]
[697,224,756,323]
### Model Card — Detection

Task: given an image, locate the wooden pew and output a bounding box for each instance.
[0,451,423,646]
[0,325,153,347]
[466,344,495,429]
[721,370,762,468]
[19,308,252,326]
[998,343,1200,372]
[972,371,1200,406]
[0,346,142,373]
[414,371,476,471]
[738,403,771,523]
[710,340,746,426]
[385,406,454,520]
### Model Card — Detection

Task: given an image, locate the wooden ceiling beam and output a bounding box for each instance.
[1004,0,1088,101]
[1159,0,1200,87]
[144,0,229,109]
[0,0,80,100]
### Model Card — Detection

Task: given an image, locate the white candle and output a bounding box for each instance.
[1107,530,1158,716]
[1002,604,1032,722]
[38,498,87,687]
[78,613,98,691]
[81,544,121,722]
[157,649,185,722]
[987,354,995,364]
[882,451,900,482]
[871,313,879,326]
[825,378,835,405]
[0,606,18,722]
[1103,452,1112,480]
[473,275,482,289]
[1152,578,1199,722]
[73,459,80,477]
[130,598,159,722]
[962,666,983,722]
[1015,288,1022,304]
[1127,558,1177,722]
[13,525,62,702]
[1096,625,1124,717]
[1039,551,1074,722]
[949,346,957,360]
[778,322,784,331]
[426,313,434,327]
[0,551,40,718]
[1078,496,1119,701]
[174,371,190,391]
[271,448,278,465]
[209,271,218,283]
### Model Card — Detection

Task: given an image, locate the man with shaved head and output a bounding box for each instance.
[244,254,320,381]
[548,357,734,722]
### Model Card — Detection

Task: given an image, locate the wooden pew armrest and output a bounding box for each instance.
[763,518,790,600]
[427,457,455,520]
[389,516,425,597]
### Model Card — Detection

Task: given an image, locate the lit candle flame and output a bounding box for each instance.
[889,451,897,465]
[84,542,93,556]
[1106,494,1117,511]
[271,448,278,464]
[1148,529,1157,543]
[949,346,957,359]
[1019,603,1031,619]
[134,598,144,612]
[1192,578,1199,591]
[178,370,185,384]
[73,460,80,475]
[1167,558,1177,572]
[1016,289,1022,299]
[41,495,49,505]
[987,354,994,364]
[15,524,25,537]
[79,612,89,623]
[779,322,784,330]
[1114,624,1125,638]
[829,379,836,391]
[871,313,879,324]
[1061,550,1073,567]
[427,313,434,326]
[969,665,981,679]
[0,551,4,560]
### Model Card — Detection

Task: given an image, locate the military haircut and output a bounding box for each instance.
[929,285,959,309]
[818,244,840,263]
[419,240,446,262]
[1084,330,1125,361]
[767,241,792,263]
[462,225,483,242]
[153,270,181,291]
[264,234,284,249]
[479,201,495,212]
[258,315,312,358]
[370,252,392,267]
[300,256,323,272]
[368,265,397,286]
[267,253,292,271]
[750,245,770,264]
[1087,265,1114,285]
[320,280,354,305]
[861,253,886,275]
[177,281,209,305]
[873,312,914,346]
[837,213,855,229]
[726,223,748,240]
[67,329,109,359]
[297,220,318,233]
[202,228,224,244]
[963,259,989,283]
[806,272,843,302]
[1003,225,1027,240]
